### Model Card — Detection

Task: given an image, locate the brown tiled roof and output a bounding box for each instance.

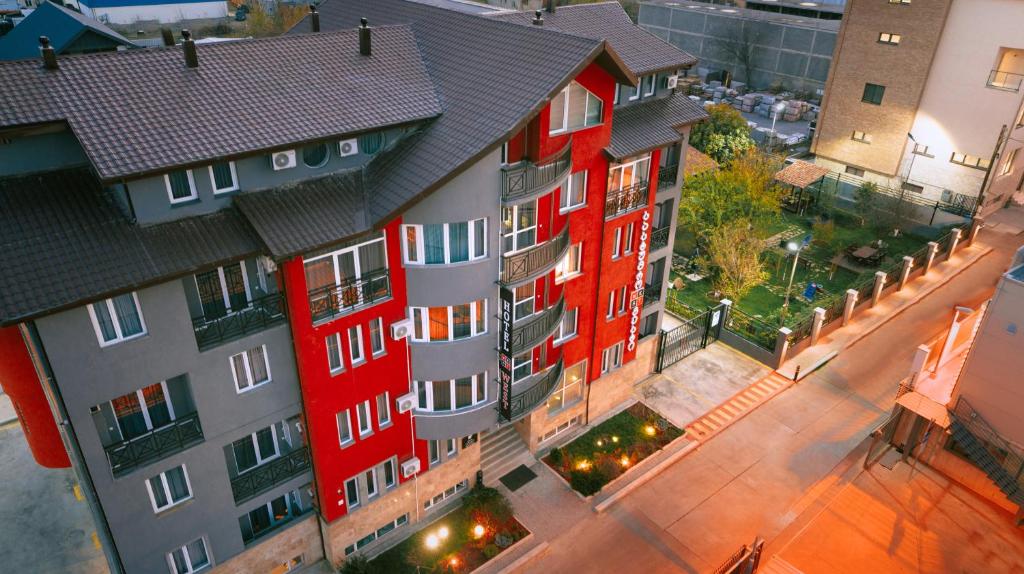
[607,93,708,160]
[488,2,697,76]
[0,168,262,325]
[0,26,442,181]
[775,160,830,188]
[684,145,718,177]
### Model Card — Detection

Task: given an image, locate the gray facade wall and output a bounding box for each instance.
[33,278,308,573]
[403,149,503,440]
[639,2,837,93]
[0,127,90,177]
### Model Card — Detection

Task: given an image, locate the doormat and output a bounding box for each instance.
[499,464,537,492]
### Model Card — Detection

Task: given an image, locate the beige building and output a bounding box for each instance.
[813,0,1024,217]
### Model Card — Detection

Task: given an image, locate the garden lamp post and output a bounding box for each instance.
[769,102,786,147]
[780,235,811,325]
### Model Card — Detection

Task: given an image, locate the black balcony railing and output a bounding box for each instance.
[987,69,1024,92]
[308,268,391,324]
[506,359,564,421]
[642,284,661,308]
[650,226,670,251]
[230,446,311,505]
[510,297,565,355]
[191,292,287,352]
[657,164,678,190]
[105,412,204,477]
[501,140,573,203]
[500,224,570,285]
[605,181,649,219]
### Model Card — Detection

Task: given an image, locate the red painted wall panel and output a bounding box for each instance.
[0,325,70,468]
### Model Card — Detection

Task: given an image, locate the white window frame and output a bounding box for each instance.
[88,292,147,347]
[356,400,372,437]
[365,468,379,499]
[207,161,239,194]
[110,381,177,438]
[369,318,385,356]
[629,82,641,101]
[601,342,624,374]
[618,285,628,316]
[555,243,583,284]
[446,438,457,457]
[512,352,533,382]
[337,410,354,446]
[409,300,488,342]
[428,440,440,465]
[612,227,623,259]
[560,170,588,213]
[164,169,198,204]
[413,372,488,412]
[512,283,536,323]
[501,201,538,255]
[166,537,210,574]
[383,459,397,489]
[376,392,391,427]
[348,325,365,366]
[229,345,272,393]
[624,223,635,254]
[614,84,621,105]
[235,425,280,473]
[500,142,509,165]
[554,307,578,344]
[607,291,615,319]
[643,75,656,97]
[303,236,389,304]
[401,219,488,265]
[326,333,345,374]
[194,263,252,316]
[550,85,570,134]
[145,465,193,513]
[548,360,586,414]
[608,154,651,192]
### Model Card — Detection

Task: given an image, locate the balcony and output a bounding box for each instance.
[230,446,311,505]
[642,284,661,308]
[605,181,649,219]
[500,140,573,204]
[105,412,204,477]
[657,164,678,190]
[510,296,565,355]
[308,269,391,324]
[192,292,287,352]
[505,359,564,422]
[987,69,1024,92]
[650,226,670,252]
[500,224,570,286]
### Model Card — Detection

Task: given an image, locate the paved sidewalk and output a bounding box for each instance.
[0,392,17,426]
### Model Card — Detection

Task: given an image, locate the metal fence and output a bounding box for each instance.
[787,315,814,346]
[724,307,777,352]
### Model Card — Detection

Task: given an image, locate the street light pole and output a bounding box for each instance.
[780,246,800,325]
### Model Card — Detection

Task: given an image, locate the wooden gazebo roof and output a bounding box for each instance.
[775,160,829,189]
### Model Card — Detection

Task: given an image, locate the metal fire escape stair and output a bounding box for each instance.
[948,398,1024,507]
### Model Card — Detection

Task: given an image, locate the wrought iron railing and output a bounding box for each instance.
[822,294,846,326]
[724,307,777,352]
[950,397,1024,501]
[605,181,649,219]
[500,140,573,203]
[787,316,814,346]
[853,274,875,307]
[230,446,311,505]
[510,297,565,355]
[192,292,287,351]
[650,226,670,251]
[500,225,570,285]
[987,69,1024,92]
[642,284,661,308]
[105,412,204,477]
[657,164,678,190]
[506,359,564,421]
[308,268,391,323]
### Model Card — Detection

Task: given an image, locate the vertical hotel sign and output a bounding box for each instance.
[628,210,651,352]
[498,287,514,421]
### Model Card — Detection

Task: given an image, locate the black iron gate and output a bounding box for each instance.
[655,303,725,372]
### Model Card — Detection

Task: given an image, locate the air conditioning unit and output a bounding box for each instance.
[391,318,414,341]
[396,392,417,414]
[271,150,296,171]
[667,75,679,89]
[401,457,421,478]
[338,138,359,158]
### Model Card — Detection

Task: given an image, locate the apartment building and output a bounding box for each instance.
[0,0,706,571]
[812,0,1024,216]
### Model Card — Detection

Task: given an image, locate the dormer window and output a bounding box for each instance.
[642,75,656,97]
[549,81,604,135]
[209,161,239,194]
[164,169,197,204]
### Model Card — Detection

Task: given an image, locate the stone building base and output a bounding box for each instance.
[322,441,482,568]
[209,514,323,574]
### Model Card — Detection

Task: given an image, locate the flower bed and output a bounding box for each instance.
[355,486,528,574]
[543,403,683,496]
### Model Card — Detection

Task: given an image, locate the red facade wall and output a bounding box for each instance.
[281,220,422,523]
[0,325,70,468]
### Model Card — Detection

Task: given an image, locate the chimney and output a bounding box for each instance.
[310,5,320,33]
[546,0,556,14]
[38,36,57,70]
[532,10,543,25]
[160,27,174,47]
[359,18,371,56]
[182,29,198,68]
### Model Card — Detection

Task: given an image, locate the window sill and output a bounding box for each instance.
[97,331,148,349]
[555,272,582,285]
[358,431,374,440]
[213,187,240,196]
[553,334,577,347]
[559,204,587,216]
[377,421,393,432]
[351,359,367,369]
[339,440,355,450]
[329,368,346,378]
[169,197,201,208]
[236,380,271,395]
[153,497,194,517]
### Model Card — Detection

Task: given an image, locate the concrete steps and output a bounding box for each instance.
[684,372,794,442]
[759,556,805,574]
[480,425,534,486]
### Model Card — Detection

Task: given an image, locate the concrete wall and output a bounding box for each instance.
[639,1,837,93]
[33,276,308,573]
[80,1,228,24]
[0,126,90,177]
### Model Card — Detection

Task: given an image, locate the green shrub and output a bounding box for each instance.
[548,447,563,465]
[462,484,513,524]
[482,544,500,559]
[569,468,607,496]
[339,554,371,574]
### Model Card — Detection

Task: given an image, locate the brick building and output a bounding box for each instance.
[0,1,706,571]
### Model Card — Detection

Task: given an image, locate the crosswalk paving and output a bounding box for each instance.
[684,372,793,442]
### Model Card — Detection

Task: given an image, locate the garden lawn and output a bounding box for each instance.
[366,489,528,574]
[544,403,683,496]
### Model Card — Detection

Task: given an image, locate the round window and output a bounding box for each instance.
[302,143,330,168]
[358,132,385,155]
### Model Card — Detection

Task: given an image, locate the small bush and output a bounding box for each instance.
[569,468,607,496]
[482,544,500,559]
[339,554,370,574]
[463,484,513,524]
[495,532,515,548]
[596,455,623,481]
[548,447,563,465]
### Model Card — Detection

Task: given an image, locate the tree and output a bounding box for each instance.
[678,148,786,242]
[689,104,756,165]
[717,26,760,88]
[853,182,878,227]
[699,219,768,305]
[246,1,307,38]
[562,0,639,21]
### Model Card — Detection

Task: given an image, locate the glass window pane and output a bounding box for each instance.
[270,494,289,521]
[112,294,143,337]
[338,411,351,443]
[428,307,449,341]
[255,427,276,459]
[358,241,386,274]
[222,264,248,310]
[211,162,234,190]
[326,336,342,372]
[304,258,335,292]
[92,302,117,342]
[384,460,395,486]
[405,226,419,262]
[185,539,208,569]
[168,171,193,200]
[141,383,171,428]
[346,479,359,506]
[248,347,269,383]
[476,373,486,403]
[195,269,227,318]
[455,377,473,408]
[452,304,471,339]
[232,353,251,389]
[149,475,169,508]
[370,320,384,354]
[416,381,428,410]
[233,437,257,472]
[424,224,446,265]
[473,220,486,258]
[474,300,485,334]
[165,466,190,502]
[448,222,469,263]
[112,392,147,439]
[250,504,272,536]
[432,381,452,411]
[585,92,603,126]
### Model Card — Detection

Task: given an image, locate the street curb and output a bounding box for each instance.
[491,541,548,574]
[593,440,699,513]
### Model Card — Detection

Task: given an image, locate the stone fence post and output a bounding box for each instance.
[924,241,940,275]
[810,307,826,346]
[773,327,792,369]
[968,217,984,247]
[843,288,858,326]
[898,256,914,291]
[948,228,962,257]
[872,271,886,307]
